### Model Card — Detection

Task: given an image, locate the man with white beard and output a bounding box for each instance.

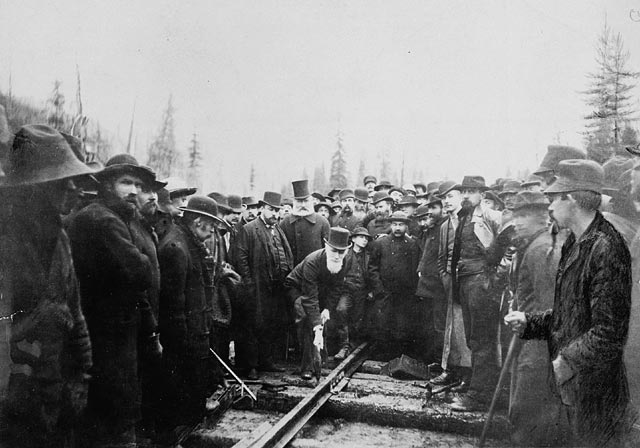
[285,228,359,380]
[279,180,331,266]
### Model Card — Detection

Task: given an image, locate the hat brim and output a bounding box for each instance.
[511,203,550,212]
[97,164,155,185]
[385,217,411,224]
[324,238,352,251]
[179,207,225,224]
[351,232,372,239]
[293,194,311,200]
[543,177,603,194]
[4,156,98,187]
[259,200,281,210]
[533,166,553,176]
[441,184,462,196]
[169,187,197,198]
[372,197,394,205]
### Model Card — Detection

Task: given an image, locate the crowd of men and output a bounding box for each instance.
[0,123,638,447]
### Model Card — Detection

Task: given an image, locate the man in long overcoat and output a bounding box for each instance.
[235,191,294,379]
[506,160,634,447]
[67,154,160,446]
[0,125,93,447]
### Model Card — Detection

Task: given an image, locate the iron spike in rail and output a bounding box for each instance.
[232,341,372,448]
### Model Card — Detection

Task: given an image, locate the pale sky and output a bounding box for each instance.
[1,0,640,195]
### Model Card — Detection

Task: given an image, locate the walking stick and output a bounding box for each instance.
[477,333,520,448]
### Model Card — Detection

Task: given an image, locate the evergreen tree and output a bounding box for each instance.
[147,95,178,178]
[187,132,202,190]
[47,80,67,131]
[312,163,328,194]
[583,22,639,163]
[379,149,392,181]
[329,129,348,188]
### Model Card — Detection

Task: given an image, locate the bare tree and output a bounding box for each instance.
[147,95,179,178]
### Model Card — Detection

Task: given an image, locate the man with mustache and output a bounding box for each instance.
[285,227,359,379]
[336,188,363,232]
[68,154,161,446]
[366,191,394,238]
[447,176,506,412]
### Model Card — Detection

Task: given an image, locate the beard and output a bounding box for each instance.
[341,205,352,215]
[326,256,344,274]
[292,206,313,217]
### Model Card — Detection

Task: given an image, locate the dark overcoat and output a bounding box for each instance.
[523,212,633,447]
[235,217,294,327]
[278,213,330,265]
[416,217,447,299]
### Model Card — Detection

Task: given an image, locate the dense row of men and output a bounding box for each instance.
[0,124,637,447]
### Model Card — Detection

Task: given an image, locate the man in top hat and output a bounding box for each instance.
[238,196,260,229]
[368,212,421,358]
[285,228,363,379]
[363,175,377,192]
[336,188,363,232]
[67,153,162,446]
[448,175,509,412]
[533,145,586,189]
[502,191,567,446]
[279,180,331,266]
[157,196,223,436]
[367,191,394,238]
[0,124,93,447]
[415,194,448,364]
[235,192,294,380]
[506,160,633,446]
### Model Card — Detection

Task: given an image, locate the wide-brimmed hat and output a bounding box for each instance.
[140,166,167,191]
[520,174,542,189]
[424,193,443,207]
[327,187,342,198]
[458,175,490,191]
[414,205,429,218]
[398,195,419,207]
[180,195,222,222]
[372,191,394,204]
[351,226,372,239]
[374,180,393,191]
[483,190,505,209]
[534,145,586,175]
[510,191,550,211]
[227,194,244,213]
[314,201,336,215]
[414,182,427,193]
[164,176,197,199]
[498,180,522,197]
[402,184,417,195]
[338,188,355,200]
[324,227,351,250]
[259,191,282,209]
[242,196,260,207]
[388,186,406,196]
[3,124,96,186]
[438,180,461,197]
[292,179,311,199]
[97,153,156,186]
[354,187,370,203]
[386,211,411,224]
[544,159,604,194]
[363,175,377,185]
[311,192,327,203]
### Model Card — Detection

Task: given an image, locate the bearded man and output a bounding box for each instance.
[336,189,363,231]
[367,191,394,238]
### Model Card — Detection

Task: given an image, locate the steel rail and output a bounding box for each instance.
[232,341,371,448]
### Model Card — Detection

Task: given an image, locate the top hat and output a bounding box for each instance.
[510,191,550,211]
[372,191,394,204]
[260,191,282,209]
[338,189,355,200]
[351,226,372,239]
[207,192,231,213]
[242,196,260,207]
[438,180,461,197]
[534,145,586,175]
[544,159,604,194]
[354,187,370,203]
[374,180,393,191]
[324,227,351,250]
[4,124,96,186]
[227,194,244,213]
[180,195,222,222]
[363,175,377,185]
[292,179,311,199]
[398,195,419,206]
[386,211,411,224]
[164,176,197,199]
[314,201,336,215]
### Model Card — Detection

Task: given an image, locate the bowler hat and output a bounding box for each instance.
[227,194,244,213]
[414,182,427,193]
[164,176,197,199]
[242,196,260,207]
[389,186,406,196]
[338,189,355,200]
[544,159,604,194]
[354,187,370,203]
[534,145,586,175]
[424,193,443,207]
[180,195,222,222]
[427,181,441,194]
[292,180,311,199]
[402,184,417,195]
[386,211,411,224]
[438,180,461,197]
[498,180,522,197]
[398,195,419,206]
[4,124,96,186]
[351,226,372,239]
[314,201,336,216]
[327,188,341,199]
[510,191,549,211]
[363,175,377,185]
[374,180,393,191]
[260,191,282,209]
[414,205,429,218]
[207,192,231,213]
[372,191,394,204]
[324,227,351,250]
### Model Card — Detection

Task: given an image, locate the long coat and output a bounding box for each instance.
[523,212,632,447]
[235,217,294,327]
[67,197,154,428]
[416,217,447,299]
[279,213,330,266]
[1,210,92,445]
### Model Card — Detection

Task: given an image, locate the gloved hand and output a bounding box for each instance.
[320,309,330,324]
[221,263,242,285]
[313,325,324,349]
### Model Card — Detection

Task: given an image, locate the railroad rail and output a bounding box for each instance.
[232,341,372,448]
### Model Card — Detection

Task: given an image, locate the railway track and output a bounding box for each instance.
[183,343,511,448]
